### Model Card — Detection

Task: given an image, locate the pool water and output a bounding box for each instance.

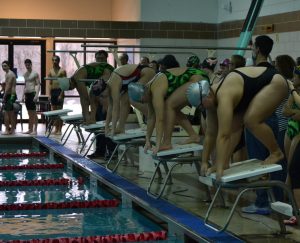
[0,144,175,242]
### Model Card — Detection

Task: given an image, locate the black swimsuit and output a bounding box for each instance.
[215,67,278,113]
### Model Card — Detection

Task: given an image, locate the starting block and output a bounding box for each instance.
[60,114,84,145]
[80,121,106,156]
[147,143,203,199]
[106,128,146,172]
[199,159,299,233]
[42,109,73,137]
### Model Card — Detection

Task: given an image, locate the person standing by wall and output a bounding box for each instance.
[48,55,67,135]
[22,59,40,135]
[1,61,17,135]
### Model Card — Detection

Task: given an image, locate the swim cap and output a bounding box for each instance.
[220,58,230,66]
[58,77,70,91]
[187,55,200,67]
[294,65,300,75]
[202,58,218,71]
[186,80,210,107]
[128,82,146,102]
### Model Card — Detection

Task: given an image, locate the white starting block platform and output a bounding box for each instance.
[82,121,106,131]
[140,143,202,173]
[106,128,147,172]
[43,109,73,117]
[199,159,282,186]
[198,159,300,233]
[80,121,106,155]
[110,128,146,141]
[156,143,203,157]
[60,114,83,122]
[59,114,84,145]
[42,109,73,137]
[147,143,203,199]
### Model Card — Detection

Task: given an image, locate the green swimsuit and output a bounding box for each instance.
[161,68,209,96]
[84,63,114,87]
[287,102,300,140]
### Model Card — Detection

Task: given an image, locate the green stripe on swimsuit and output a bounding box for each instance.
[162,68,209,96]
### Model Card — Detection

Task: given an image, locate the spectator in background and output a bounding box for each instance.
[22,59,40,135]
[201,57,219,85]
[119,53,129,66]
[140,56,150,66]
[1,61,17,135]
[47,55,67,135]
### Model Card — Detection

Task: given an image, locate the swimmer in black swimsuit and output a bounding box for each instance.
[199,65,288,180]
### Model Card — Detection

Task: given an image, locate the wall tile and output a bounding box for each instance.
[19,28,36,36]
[70,28,87,37]
[61,20,78,28]
[78,21,95,29]
[1,27,19,36]
[44,20,61,28]
[36,28,53,37]
[27,19,44,28]
[0,19,9,26]
[53,28,69,37]
[9,19,27,27]
[94,21,111,29]
[86,29,104,38]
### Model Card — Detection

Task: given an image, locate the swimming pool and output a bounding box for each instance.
[0,136,242,242]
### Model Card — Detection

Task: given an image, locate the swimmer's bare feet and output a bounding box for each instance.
[151,144,172,155]
[262,150,284,165]
[159,144,172,151]
[206,165,216,176]
[179,135,200,145]
[114,127,125,134]
[23,130,32,134]
[2,130,10,135]
[200,162,209,176]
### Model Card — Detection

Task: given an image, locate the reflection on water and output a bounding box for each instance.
[0,143,166,241]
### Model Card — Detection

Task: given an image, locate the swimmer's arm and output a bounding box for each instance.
[201,109,218,167]
[4,74,14,98]
[146,102,155,144]
[152,90,165,151]
[109,47,121,66]
[34,73,41,101]
[288,82,300,107]
[215,97,234,180]
[48,71,54,89]
[110,82,121,135]
[58,70,67,98]
[283,96,296,117]
[105,95,113,134]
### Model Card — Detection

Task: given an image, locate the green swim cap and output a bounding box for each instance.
[187,55,200,67]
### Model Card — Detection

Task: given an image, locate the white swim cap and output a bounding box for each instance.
[58,78,70,91]
[186,80,210,107]
[128,82,146,102]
